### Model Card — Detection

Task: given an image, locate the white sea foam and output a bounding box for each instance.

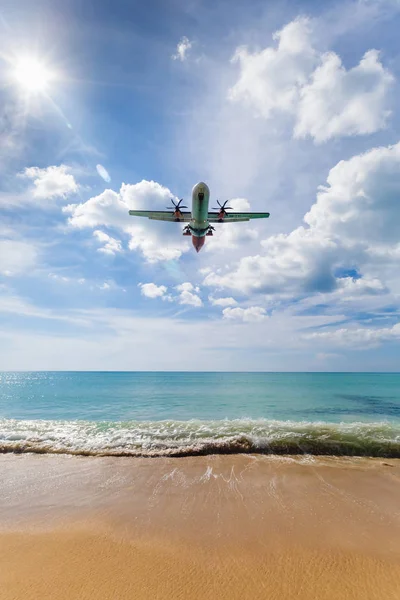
[0,418,399,457]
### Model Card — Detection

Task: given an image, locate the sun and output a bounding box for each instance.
[14,57,52,93]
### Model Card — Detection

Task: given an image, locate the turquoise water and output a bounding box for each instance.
[0,372,399,457]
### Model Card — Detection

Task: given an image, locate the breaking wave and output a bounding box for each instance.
[1,418,400,458]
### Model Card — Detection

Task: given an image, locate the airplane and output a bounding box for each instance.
[128,182,270,252]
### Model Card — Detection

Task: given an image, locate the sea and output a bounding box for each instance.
[0,372,399,458]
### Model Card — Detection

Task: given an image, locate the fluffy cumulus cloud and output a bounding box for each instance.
[176,282,202,307]
[172,36,192,61]
[205,198,259,252]
[93,230,122,255]
[294,49,394,142]
[209,296,238,307]
[204,226,339,294]
[139,282,168,299]
[229,18,317,118]
[139,281,202,305]
[223,306,266,322]
[304,142,400,246]
[336,275,387,298]
[64,180,189,262]
[204,140,400,298]
[229,17,393,142]
[19,165,78,201]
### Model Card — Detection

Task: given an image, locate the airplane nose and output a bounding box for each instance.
[192,182,210,197]
[192,236,205,253]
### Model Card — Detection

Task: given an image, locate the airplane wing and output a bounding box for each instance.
[129,210,192,222]
[207,212,270,223]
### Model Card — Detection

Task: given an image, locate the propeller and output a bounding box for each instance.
[167,198,187,211]
[212,199,233,211]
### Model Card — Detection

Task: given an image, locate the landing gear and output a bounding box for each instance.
[206,225,215,236]
[183,225,191,236]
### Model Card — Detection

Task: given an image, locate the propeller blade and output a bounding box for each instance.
[170,199,187,210]
[213,199,233,211]
[167,199,188,210]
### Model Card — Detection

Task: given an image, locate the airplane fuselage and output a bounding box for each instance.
[184,182,210,252]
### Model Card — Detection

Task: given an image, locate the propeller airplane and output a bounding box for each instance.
[128,182,270,252]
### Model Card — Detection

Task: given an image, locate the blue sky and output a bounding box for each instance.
[1,0,400,370]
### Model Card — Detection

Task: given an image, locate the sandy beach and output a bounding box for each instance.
[1,454,400,599]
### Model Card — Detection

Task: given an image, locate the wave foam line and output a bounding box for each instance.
[1,418,400,458]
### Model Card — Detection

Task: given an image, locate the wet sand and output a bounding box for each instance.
[1,454,400,599]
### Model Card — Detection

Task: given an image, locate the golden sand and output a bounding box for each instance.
[1,454,400,599]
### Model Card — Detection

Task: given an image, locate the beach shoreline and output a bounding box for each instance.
[1,454,400,599]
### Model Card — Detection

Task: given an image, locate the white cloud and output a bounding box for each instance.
[204,226,338,294]
[204,140,400,297]
[63,189,126,228]
[222,306,266,322]
[229,18,316,118]
[93,230,122,255]
[139,283,168,299]
[48,273,121,292]
[48,273,70,283]
[64,180,189,262]
[294,50,394,142]
[205,197,259,252]
[228,17,393,142]
[336,276,387,298]
[176,282,202,307]
[0,288,397,370]
[138,281,202,305]
[20,165,78,201]
[227,197,251,211]
[176,282,196,293]
[0,240,38,276]
[209,296,238,307]
[207,224,258,252]
[0,293,88,326]
[96,164,111,182]
[172,36,192,61]
[305,322,400,348]
[304,141,400,246]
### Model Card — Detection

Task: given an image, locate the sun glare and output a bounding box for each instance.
[14,57,52,93]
